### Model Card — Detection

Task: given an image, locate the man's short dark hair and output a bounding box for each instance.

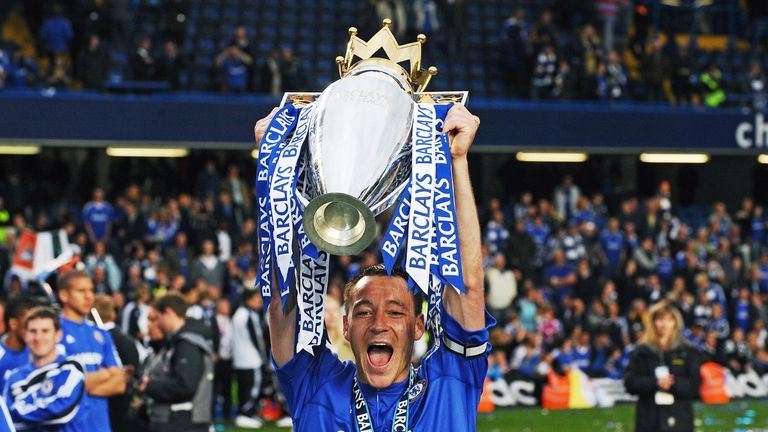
[4,293,40,330]
[57,270,90,291]
[343,264,425,316]
[24,306,61,330]
[155,293,188,318]
[241,288,260,304]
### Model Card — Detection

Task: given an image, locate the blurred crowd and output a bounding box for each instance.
[1,0,767,108]
[0,0,307,93]
[482,176,768,383]
[500,4,768,109]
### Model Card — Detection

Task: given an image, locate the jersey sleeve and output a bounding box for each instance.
[422,305,495,390]
[273,343,349,418]
[7,360,85,427]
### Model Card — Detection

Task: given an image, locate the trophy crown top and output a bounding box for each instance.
[337,19,437,93]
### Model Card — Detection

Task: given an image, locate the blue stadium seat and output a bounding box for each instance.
[197,38,216,54]
[195,55,213,69]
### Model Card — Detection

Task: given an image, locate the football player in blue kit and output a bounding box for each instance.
[0,294,40,390]
[3,306,87,431]
[257,104,493,431]
[57,271,126,432]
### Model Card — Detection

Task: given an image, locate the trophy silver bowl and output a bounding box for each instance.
[300,63,414,255]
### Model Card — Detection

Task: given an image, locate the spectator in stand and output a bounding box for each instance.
[85,240,122,292]
[413,0,440,37]
[259,48,282,96]
[130,37,155,81]
[670,44,695,104]
[280,47,305,92]
[215,45,252,93]
[191,239,225,290]
[83,187,115,244]
[553,175,581,222]
[484,209,509,256]
[530,44,557,100]
[46,54,72,89]
[741,62,766,112]
[195,161,220,201]
[633,237,659,277]
[700,63,726,108]
[155,40,185,90]
[552,59,576,99]
[39,4,73,59]
[601,217,626,280]
[221,164,251,218]
[530,10,557,52]
[507,219,535,277]
[572,332,592,370]
[7,49,40,88]
[485,254,517,325]
[709,201,732,238]
[597,50,628,101]
[500,8,531,98]
[121,283,151,343]
[77,34,109,90]
[546,249,576,308]
[518,284,540,333]
[229,26,256,89]
[165,231,194,279]
[511,335,543,377]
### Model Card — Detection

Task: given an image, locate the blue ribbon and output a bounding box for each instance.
[270,105,313,306]
[380,181,411,275]
[256,105,299,309]
[433,131,466,293]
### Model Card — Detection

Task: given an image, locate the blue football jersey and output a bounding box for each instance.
[0,340,28,392]
[59,318,121,432]
[3,355,86,432]
[0,396,15,432]
[276,308,493,432]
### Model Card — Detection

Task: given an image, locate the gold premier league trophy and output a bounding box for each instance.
[257,19,468,354]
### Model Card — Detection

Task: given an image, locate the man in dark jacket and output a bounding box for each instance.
[507,219,536,278]
[77,34,109,89]
[138,293,213,432]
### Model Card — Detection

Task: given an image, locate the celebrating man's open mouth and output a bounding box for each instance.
[366,342,394,368]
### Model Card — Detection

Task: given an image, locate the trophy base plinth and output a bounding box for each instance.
[303,193,376,256]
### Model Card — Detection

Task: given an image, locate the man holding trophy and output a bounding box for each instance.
[253,20,492,431]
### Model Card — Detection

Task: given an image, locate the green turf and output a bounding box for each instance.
[220,400,768,431]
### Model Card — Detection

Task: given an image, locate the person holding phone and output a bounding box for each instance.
[624,302,702,432]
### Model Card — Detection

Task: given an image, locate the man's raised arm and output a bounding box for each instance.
[441,104,486,331]
[255,109,297,367]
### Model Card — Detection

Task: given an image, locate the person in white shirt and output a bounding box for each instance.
[486,254,517,325]
[231,289,266,429]
[214,298,234,421]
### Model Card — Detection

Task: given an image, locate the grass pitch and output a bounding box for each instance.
[222,400,768,431]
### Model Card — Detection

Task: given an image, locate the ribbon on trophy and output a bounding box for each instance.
[256,102,329,353]
[380,102,466,338]
[269,104,314,305]
[296,250,329,354]
[405,103,437,295]
[256,105,299,308]
[380,182,411,275]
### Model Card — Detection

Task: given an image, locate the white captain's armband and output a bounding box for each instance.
[442,334,487,358]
